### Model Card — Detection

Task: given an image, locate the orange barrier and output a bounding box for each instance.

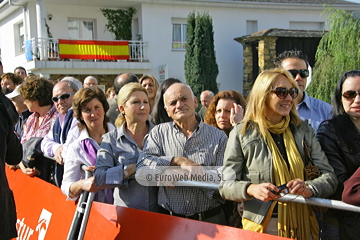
[6,168,118,240]
[7,167,289,240]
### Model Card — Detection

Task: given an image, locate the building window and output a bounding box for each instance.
[246,20,258,35]
[14,22,25,54]
[68,19,95,40]
[172,23,187,50]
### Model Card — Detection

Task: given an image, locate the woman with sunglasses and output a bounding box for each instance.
[219,68,337,239]
[317,70,360,239]
[61,87,115,202]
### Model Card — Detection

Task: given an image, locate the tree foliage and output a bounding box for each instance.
[101,8,136,40]
[184,12,219,102]
[308,7,360,103]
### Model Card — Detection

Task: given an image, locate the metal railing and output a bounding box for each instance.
[173,180,360,213]
[67,165,95,240]
[28,38,149,62]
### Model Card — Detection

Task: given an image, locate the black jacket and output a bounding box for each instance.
[0,94,22,239]
[317,114,360,239]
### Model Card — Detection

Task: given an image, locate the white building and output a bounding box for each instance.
[0,0,359,93]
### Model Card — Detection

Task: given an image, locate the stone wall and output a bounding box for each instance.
[49,74,143,90]
[242,43,254,96]
[242,37,277,94]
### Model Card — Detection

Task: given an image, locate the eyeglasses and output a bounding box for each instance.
[342,90,360,100]
[288,69,309,79]
[271,87,298,99]
[52,92,75,102]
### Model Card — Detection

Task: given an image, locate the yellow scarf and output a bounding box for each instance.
[242,116,319,240]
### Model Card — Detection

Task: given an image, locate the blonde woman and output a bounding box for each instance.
[94,83,159,211]
[219,68,337,239]
[139,75,159,112]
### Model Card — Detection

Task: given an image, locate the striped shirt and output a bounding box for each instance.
[137,119,228,216]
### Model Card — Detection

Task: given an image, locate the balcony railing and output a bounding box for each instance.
[27,38,149,62]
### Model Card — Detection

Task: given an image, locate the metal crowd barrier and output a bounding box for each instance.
[67,165,95,240]
[172,180,360,213]
[64,177,360,239]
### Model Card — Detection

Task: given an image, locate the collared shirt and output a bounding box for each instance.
[41,110,79,157]
[137,119,228,216]
[297,92,332,132]
[94,121,159,212]
[21,105,59,144]
[61,123,115,201]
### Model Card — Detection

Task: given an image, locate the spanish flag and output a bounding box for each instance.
[58,39,129,60]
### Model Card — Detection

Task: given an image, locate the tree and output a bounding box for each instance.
[184,12,219,103]
[101,8,136,40]
[307,7,360,103]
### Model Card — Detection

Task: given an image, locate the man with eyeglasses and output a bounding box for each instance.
[41,77,83,187]
[83,76,98,88]
[274,50,332,131]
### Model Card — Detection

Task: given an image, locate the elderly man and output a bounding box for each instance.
[106,73,139,124]
[274,50,332,131]
[41,77,82,187]
[198,90,214,119]
[83,76,98,88]
[137,83,228,224]
[14,66,27,80]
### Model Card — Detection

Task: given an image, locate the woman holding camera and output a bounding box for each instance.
[219,68,337,239]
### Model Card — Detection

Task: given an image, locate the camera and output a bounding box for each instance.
[277,183,289,194]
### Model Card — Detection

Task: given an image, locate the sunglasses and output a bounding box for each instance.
[271,87,298,99]
[288,69,309,79]
[52,92,76,102]
[342,90,360,100]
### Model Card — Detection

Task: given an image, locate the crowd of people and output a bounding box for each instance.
[1,49,360,239]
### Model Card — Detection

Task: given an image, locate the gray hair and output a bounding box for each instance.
[61,76,83,92]
[201,90,214,98]
[84,76,98,84]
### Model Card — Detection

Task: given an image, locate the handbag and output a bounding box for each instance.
[303,140,320,180]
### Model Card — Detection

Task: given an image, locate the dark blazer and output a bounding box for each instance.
[0,97,22,239]
[106,97,119,125]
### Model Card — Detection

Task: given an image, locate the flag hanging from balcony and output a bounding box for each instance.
[58,39,129,60]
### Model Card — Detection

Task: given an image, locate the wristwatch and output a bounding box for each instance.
[307,184,318,197]
[123,165,129,178]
